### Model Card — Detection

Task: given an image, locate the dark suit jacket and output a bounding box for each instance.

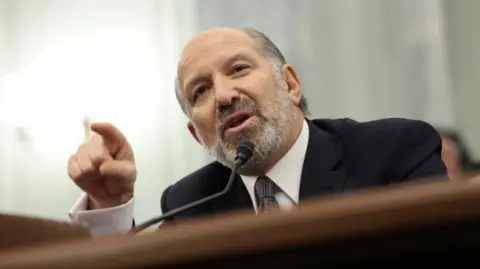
[160,118,447,223]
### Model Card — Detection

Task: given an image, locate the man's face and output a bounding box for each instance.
[178,29,301,169]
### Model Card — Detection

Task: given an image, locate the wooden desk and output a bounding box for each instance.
[0,213,89,251]
[1,178,480,268]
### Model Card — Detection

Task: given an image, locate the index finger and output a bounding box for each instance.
[90,122,127,156]
[88,134,114,168]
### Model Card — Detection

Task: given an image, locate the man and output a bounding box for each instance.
[68,27,447,235]
[438,130,479,181]
[441,132,463,181]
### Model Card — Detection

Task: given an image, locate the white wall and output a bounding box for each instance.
[0,0,8,76]
[196,0,455,127]
[0,0,206,222]
[444,0,480,160]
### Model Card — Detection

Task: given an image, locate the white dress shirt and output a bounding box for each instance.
[240,119,309,212]
[69,193,135,235]
[69,120,309,235]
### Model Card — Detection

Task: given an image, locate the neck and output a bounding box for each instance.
[240,115,304,176]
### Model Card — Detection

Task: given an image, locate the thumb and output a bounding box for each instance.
[90,122,133,161]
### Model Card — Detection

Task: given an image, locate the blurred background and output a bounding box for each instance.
[0,0,478,223]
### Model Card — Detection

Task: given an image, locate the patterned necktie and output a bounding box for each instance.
[254,176,280,212]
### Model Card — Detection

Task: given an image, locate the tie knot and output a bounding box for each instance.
[254,176,276,198]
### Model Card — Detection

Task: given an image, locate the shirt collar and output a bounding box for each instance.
[241,119,310,205]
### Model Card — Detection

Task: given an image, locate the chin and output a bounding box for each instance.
[226,129,259,147]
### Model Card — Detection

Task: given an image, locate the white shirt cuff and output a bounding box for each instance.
[68,193,134,236]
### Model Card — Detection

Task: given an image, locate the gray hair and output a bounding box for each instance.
[174,27,310,116]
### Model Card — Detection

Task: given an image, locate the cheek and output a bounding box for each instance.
[238,73,277,102]
[191,106,219,145]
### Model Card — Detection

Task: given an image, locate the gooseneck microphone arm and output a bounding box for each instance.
[131,141,254,234]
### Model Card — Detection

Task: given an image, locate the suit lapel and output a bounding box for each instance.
[299,120,347,201]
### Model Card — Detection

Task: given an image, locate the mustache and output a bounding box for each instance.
[216,99,259,130]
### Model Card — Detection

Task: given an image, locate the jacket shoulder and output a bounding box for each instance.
[311,117,438,140]
[311,117,443,182]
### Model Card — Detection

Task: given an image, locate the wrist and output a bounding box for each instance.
[88,194,133,210]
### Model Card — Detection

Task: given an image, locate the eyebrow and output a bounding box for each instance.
[183,52,253,93]
[223,52,252,69]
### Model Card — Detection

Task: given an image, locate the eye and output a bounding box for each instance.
[193,85,210,102]
[230,64,249,75]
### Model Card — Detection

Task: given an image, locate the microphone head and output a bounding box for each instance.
[235,141,254,166]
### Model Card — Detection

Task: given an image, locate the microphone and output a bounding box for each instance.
[131,141,254,233]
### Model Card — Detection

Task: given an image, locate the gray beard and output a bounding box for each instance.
[206,86,297,171]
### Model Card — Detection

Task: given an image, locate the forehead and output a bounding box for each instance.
[178,29,263,79]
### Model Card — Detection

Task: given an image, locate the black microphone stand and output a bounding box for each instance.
[130,141,254,234]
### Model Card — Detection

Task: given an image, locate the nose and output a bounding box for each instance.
[214,76,240,112]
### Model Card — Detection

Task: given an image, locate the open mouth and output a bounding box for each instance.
[228,115,250,129]
[223,112,255,134]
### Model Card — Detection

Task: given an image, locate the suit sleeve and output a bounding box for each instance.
[387,120,447,183]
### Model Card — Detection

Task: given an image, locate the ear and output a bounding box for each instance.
[281,64,302,106]
[187,122,202,144]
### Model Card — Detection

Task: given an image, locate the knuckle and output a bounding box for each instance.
[91,155,105,166]
[68,154,77,163]
[67,169,77,180]
[76,143,89,154]
[82,164,97,174]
